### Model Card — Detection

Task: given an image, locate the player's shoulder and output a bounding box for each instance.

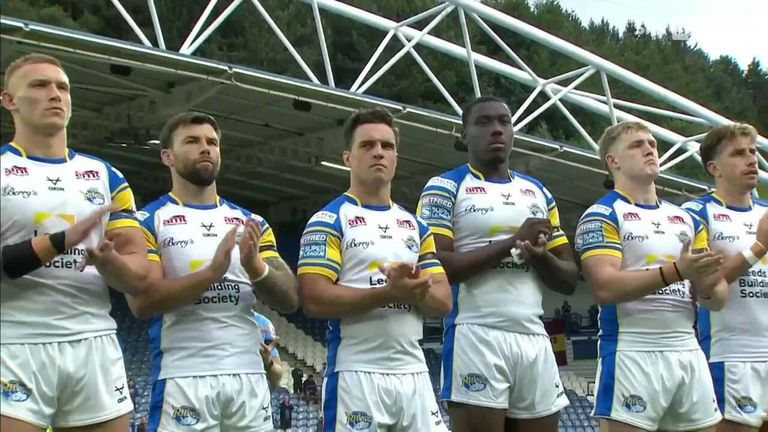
[305,194,350,228]
[755,197,768,209]
[680,193,716,213]
[422,164,472,194]
[0,143,16,157]
[220,197,256,218]
[137,194,174,224]
[581,191,622,220]
[73,150,124,175]
[513,171,548,191]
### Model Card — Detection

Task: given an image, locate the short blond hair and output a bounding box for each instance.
[598,121,651,171]
[3,53,64,91]
[700,123,758,175]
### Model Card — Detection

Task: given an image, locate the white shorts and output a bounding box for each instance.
[0,333,133,428]
[322,371,447,432]
[147,373,272,432]
[710,361,768,428]
[440,324,569,418]
[593,349,721,431]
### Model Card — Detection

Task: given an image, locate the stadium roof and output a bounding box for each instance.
[1,15,715,232]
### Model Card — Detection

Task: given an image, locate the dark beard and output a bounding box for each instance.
[178,165,217,187]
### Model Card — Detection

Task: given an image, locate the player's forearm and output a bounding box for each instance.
[264,359,283,389]
[1,232,66,279]
[529,251,578,295]
[416,277,452,318]
[96,251,148,296]
[695,277,728,311]
[251,258,299,313]
[588,263,679,304]
[720,242,766,283]
[300,281,396,318]
[437,236,517,283]
[128,268,219,318]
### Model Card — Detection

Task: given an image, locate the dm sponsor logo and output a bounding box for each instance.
[75,170,100,180]
[163,215,188,226]
[4,165,29,176]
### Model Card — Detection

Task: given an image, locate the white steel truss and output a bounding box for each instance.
[6,0,767,187]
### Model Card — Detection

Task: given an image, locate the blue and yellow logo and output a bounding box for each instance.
[1,379,31,402]
[172,405,201,426]
[81,187,106,205]
[460,373,489,392]
[345,410,373,430]
[403,236,419,254]
[734,395,757,414]
[622,394,647,413]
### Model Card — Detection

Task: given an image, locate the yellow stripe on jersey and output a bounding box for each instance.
[419,233,437,253]
[297,265,338,281]
[258,226,280,260]
[141,226,159,250]
[111,182,129,198]
[581,248,622,260]
[547,234,569,250]
[112,187,136,213]
[693,224,708,250]
[147,249,160,262]
[418,233,446,275]
[429,226,453,239]
[106,218,139,231]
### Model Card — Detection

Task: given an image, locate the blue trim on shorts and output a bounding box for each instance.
[147,315,165,432]
[593,350,617,417]
[323,372,339,432]
[710,361,725,415]
[697,308,712,358]
[440,324,456,400]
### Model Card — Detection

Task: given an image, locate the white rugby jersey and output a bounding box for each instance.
[0,142,138,343]
[139,193,280,380]
[575,190,707,355]
[682,193,768,362]
[417,164,569,335]
[296,193,445,374]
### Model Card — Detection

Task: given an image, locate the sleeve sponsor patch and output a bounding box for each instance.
[136,210,150,221]
[299,233,328,259]
[587,204,613,216]
[574,221,605,252]
[681,201,703,212]
[420,200,453,221]
[309,211,338,225]
[425,176,458,193]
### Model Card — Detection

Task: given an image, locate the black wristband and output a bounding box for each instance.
[672,261,684,281]
[48,231,66,254]
[2,240,44,279]
[658,266,670,286]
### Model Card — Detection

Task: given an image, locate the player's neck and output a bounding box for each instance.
[614,179,658,206]
[347,183,391,206]
[11,127,67,159]
[170,180,219,206]
[469,160,510,181]
[714,183,752,208]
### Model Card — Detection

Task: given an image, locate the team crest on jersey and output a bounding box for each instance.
[345,411,374,430]
[734,396,757,413]
[172,405,200,426]
[81,187,106,205]
[403,235,419,254]
[676,231,691,244]
[529,203,545,218]
[1,379,31,402]
[4,165,29,176]
[622,394,647,413]
[75,170,100,180]
[461,373,488,392]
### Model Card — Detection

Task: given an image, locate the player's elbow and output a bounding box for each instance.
[591,284,617,305]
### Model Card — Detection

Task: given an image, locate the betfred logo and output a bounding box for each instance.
[4,165,28,176]
[348,216,367,228]
[163,215,188,226]
[667,215,686,224]
[520,188,536,198]
[623,212,641,221]
[224,216,244,225]
[396,219,416,230]
[465,186,486,194]
[75,170,100,180]
[713,213,732,222]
